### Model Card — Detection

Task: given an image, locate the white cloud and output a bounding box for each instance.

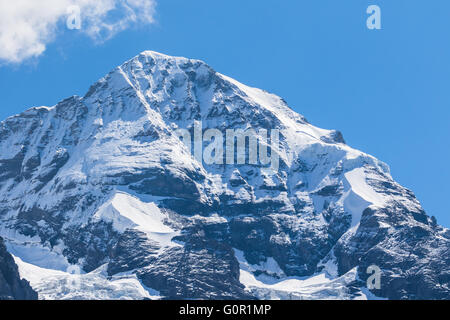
[0,0,156,64]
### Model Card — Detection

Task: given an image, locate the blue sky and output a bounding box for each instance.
[1,0,449,226]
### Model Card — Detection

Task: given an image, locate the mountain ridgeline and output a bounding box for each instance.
[0,51,448,300]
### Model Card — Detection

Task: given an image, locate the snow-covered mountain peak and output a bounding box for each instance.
[0,51,448,300]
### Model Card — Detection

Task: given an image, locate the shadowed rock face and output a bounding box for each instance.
[0,237,37,300]
[0,51,448,300]
[137,227,254,300]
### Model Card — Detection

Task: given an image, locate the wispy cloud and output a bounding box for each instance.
[0,0,156,64]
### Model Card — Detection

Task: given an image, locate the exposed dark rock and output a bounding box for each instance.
[108,230,161,275]
[0,51,448,300]
[137,227,254,300]
[0,237,37,300]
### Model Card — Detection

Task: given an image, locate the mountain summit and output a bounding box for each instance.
[0,51,448,300]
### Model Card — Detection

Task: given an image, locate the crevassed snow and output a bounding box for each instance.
[0,226,71,271]
[6,242,70,272]
[235,248,373,300]
[14,256,160,300]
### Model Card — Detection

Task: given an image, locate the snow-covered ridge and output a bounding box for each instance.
[0,50,448,300]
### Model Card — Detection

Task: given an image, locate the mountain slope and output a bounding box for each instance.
[0,51,448,299]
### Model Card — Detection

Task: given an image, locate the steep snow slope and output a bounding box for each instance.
[0,51,448,300]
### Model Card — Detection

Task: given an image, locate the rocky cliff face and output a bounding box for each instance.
[0,51,448,300]
[0,237,37,300]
